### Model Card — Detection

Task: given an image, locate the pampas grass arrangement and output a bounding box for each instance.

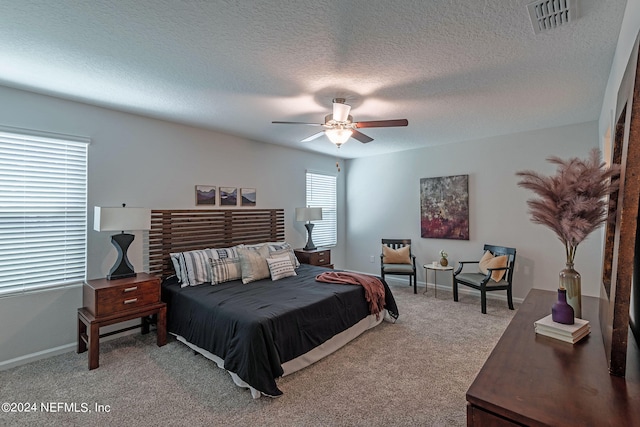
[516,148,620,265]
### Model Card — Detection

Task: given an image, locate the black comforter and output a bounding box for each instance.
[161,264,398,396]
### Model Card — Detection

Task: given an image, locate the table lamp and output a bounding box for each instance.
[94,205,151,280]
[295,207,323,251]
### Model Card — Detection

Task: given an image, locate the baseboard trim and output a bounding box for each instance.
[0,327,141,371]
[375,275,525,305]
[0,343,76,371]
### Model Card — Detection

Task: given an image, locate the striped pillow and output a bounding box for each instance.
[171,247,238,287]
[267,254,297,281]
[265,242,300,268]
[209,257,242,284]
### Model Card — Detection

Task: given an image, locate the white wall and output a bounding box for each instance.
[0,85,345,368]
[599,0,640,140]
[344,121,603,301]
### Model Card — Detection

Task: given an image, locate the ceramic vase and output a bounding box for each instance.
[551,288,574,324]
[560,262,582,318]
[440,257,448,267]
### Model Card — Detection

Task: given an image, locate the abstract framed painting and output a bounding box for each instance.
[241,188,256,206]
[220,187,238,206]
[420,174,469,240]
[195,185,216,206]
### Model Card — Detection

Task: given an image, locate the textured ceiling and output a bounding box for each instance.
[0,0,627,159]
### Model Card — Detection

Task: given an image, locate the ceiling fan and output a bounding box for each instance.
[272,98,408,147]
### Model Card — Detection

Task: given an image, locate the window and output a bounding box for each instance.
[305,171,337,247]
[0,127,89,296]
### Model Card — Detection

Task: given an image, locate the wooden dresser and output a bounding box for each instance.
[467,289,640,426]
[77,273,167,369]
[294,248,333,269]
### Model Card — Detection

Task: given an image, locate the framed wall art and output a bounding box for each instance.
[241,188,256,206]
[219,187,238,206]
[195,185,216,205]
[420,174,469,240]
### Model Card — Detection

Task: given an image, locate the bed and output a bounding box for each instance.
[149,209,399,398]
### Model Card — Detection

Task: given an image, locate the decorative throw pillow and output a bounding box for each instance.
[172,249,212,287]
[171,247,239,287]
[382,245,411,264]
[265,242,300,268]
[266,254,297,281]
[209,257,242,284]
[479,251,508,282]
[237,245,271,284]
[169,253,183,283]
[478,250,494,273]
[270,248,299,269]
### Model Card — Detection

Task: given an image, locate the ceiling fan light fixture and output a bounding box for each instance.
[332,99,351,122]
[326,128,353,147]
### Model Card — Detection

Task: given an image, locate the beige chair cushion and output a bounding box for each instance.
[382,245,411,264]
[479,250,508,282]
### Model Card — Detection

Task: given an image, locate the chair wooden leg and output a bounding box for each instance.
[481,290,487,314]
[507,287,514,310]
[453,280,459,301]
[413,276,417,294]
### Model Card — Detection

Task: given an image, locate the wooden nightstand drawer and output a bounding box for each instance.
[83,273,160,317]
[295,248,332,267]
[309,250,330,266]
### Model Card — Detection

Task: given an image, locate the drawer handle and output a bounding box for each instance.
[123,286,138,292]
[318,259,325,263]
[123,298,138,304]
[318,252,325,256]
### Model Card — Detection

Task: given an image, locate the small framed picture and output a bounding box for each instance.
[241,188,256,206]
[195,185,216,205]
[220,187,238,206]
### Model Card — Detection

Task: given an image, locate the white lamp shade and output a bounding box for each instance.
[295,207,322,222]
[94,206,151,232]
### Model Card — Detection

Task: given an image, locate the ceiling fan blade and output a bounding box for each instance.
[301,131,326,142]
[354,119,408,128]
[272,121,324,126]
[351,130,374,143]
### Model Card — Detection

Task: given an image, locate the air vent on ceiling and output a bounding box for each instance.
[527,0,577,34]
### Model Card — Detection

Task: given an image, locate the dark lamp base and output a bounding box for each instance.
[107,232,136,280]
[304,223,317,251]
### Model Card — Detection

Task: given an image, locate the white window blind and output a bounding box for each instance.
[0,127,88,296]
[305,171,337,247]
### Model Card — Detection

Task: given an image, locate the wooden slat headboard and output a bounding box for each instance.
[148,209,285,277]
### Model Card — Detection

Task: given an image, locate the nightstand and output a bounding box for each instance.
[77,273,167,369]
[294,248,333,269]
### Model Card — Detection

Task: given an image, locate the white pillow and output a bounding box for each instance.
[267,254,297,281]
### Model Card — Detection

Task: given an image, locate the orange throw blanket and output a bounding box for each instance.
[316,271,386,319]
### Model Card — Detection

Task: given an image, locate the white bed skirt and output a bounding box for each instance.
[173,309,393,398]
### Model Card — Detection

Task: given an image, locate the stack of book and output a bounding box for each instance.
[534,314,590,344]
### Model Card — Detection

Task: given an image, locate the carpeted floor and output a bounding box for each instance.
[0,284,516,427]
